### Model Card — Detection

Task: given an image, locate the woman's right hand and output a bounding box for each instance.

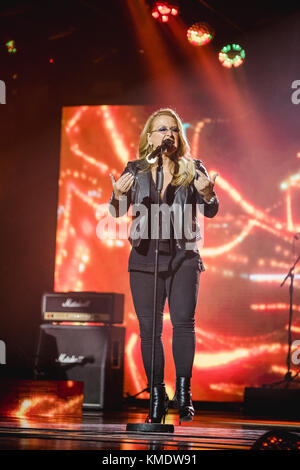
[109,172,135,200]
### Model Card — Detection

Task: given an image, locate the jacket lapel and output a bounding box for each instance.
[136,171,150,202]
[134,164,188,204]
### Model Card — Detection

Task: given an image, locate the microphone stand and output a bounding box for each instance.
[126,149,174,433]
[263,254,300,388]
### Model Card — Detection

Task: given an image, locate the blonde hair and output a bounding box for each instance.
[138,108,196,187]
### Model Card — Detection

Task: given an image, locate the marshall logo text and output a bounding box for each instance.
[61,298,91,308]
[55,353,85,364]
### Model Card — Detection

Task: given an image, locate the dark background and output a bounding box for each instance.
[0,0,299,377]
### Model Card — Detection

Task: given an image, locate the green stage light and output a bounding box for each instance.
[6,40,17,53]
[219,43,245,68]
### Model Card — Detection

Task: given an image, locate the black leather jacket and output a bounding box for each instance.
[108,158,219,253]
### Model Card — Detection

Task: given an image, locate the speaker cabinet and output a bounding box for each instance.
[35,324,125,409]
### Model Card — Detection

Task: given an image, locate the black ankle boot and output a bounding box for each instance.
[147,384,169,424]
[173,377,194,424]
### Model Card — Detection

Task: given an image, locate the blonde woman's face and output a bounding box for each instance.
[147,114,179,155]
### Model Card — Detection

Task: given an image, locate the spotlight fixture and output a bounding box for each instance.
[219,44,245,68]
[251,430,300,450]
[6,40,17,53]
[151,2,179,23]
[187,22,214,47]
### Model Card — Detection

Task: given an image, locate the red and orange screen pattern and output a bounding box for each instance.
[55,105,300,402]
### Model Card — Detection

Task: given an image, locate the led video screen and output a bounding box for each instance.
[55,105,300,401]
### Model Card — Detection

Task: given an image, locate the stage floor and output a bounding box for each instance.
[0,407,300,451]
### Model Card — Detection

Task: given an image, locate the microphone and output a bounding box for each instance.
[147,138,175,160]
[162,138,175,150]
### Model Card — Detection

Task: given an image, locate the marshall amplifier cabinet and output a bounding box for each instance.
[34,324,125,409]
[41,292,124,324]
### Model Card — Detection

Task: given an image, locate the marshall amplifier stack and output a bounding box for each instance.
[41,291,124,324]
[35,292,125,410]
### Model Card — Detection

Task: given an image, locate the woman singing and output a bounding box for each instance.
[109,108,218,424]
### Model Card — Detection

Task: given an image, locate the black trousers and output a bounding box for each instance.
[129,256,201,386]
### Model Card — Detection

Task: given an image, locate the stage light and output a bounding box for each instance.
[187,22,214,47]
[219,44,245,68]
[157,4,171,14]
[151,2,179,23]
[251,430,300,450]
[6,40,16,53]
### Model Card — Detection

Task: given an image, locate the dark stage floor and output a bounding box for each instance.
[0,406,300,451]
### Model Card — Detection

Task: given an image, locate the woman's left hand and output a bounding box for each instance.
[194,170,218,202]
